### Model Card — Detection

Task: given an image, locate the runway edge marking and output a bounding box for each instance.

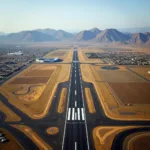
[62,61,73,150]
[79,63,90,150]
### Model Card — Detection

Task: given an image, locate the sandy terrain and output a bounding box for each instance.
[0,101,21,122]
[81,64,150,120]
[57,88,67,113]
[123,132,150,150]
[0,64,71,119]
[84,88,96,113]
[130,67,150,80]
[109,83,150,104]
[11,125,52,150]
[0,128,24,150]
[93,126,146,150]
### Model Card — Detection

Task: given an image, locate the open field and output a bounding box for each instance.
[11,125,52,150]
[0,101,21,122]
[9,77,49,84]
[123,132,150,150]
[130,66,150,80]
[81,64,150,120]
[0,63,71,119]
[57,88,67,113]
[92,126,147,150]
[78,48,105,63]
[0,128,24,150]
[44,49,73,62]
[109,83,150,105]
[84,88,96,113]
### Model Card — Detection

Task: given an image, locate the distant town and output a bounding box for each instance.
[86,52,150,65]
[0,48,51,80]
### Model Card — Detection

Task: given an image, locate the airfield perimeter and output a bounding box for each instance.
[0,48,150,150]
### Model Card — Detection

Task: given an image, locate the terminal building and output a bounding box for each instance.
[36,57,60,63]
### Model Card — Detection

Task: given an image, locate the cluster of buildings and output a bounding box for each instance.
[86,52,150,65]
[36,57,59,63]
[0,49,49,80]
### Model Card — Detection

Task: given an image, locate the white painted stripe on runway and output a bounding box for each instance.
[72,108,75,120]
[75,80,76,84]
[75,142,77,150]
[67,108,71,120]
[77,108,80,120]
[75,101,77,107]
[75,112,77,120]
[81,108,85,120]
[75,90,77,95]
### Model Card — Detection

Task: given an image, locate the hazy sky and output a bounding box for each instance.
[0,0,150,33]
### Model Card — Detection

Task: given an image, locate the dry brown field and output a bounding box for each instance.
[9,77,49,84]
[0,101,21,122]
[123,132,150,150]
[84,88,96,113]
[130,67,150,80]
[0,64,71,119]
[22,70,54,77]
[57,88,67,113]
[45,49,73,62]
[109,83,150,105]
[11,125,52,150]
[0,128,24,150]
[93,126,147,150]
[81,63,150,120]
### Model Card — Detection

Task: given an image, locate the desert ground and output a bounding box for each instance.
[0,63,71,119]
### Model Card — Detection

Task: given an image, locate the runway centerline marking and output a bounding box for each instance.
[75,142,77,150]
[75,90,77,95]
[75,101,77,107]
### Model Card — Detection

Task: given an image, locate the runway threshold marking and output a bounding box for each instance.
[75,112,77,120]
[75,142,77,150]
[72,108,75,120]
[67,108,71,120]
[77,108,80,120]
[81,108,85,120]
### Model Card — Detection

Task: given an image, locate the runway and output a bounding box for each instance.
[62,51,89,150]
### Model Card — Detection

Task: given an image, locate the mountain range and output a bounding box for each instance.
[0,28,150,44]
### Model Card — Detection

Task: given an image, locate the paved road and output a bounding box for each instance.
[62,51,89,150]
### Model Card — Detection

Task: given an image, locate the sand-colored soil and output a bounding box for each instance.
[109,83,150,104]
[0,101,21,122]
[0,64,71,119]
[130,67,150,80]
[84,88,96,113]
[11,125,52,150]
[57,88,67,113]
[9,77,49,84]
[46,127,59,135]
[93,126,143,150]
[45,49,73,62]
[81,64,150,120]
[0,128,24,150]
[123,132,150,150]
[78,48,104,63]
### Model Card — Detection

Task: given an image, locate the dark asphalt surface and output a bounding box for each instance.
[63,51,89,150]
[0,50,150,150]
